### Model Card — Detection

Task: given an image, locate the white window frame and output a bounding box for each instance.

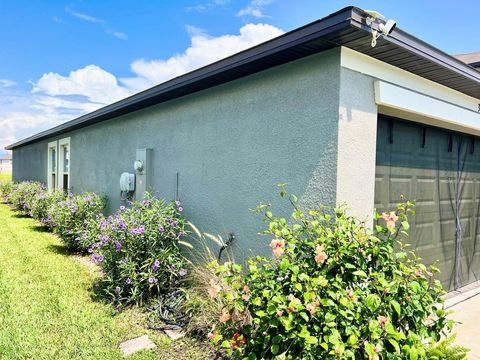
[47,141,58,191]
[58,137,71,192]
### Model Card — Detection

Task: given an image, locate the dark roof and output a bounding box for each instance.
[6,6,480,150]
[454,52,480,69]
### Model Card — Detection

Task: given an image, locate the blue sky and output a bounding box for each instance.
[0,0,478,152]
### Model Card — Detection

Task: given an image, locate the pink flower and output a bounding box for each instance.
[381,211,398,230]
[315,244,328,264]
[377,315,388,328]
[242,285,251,301]
[207,332,217,340]
[276,310,284,317]
[374,344,382,353]
[305,300,320,316]
[346,288,357,301]
[208,279,222,298]
[219,310,231,323]
[270,239,285,257]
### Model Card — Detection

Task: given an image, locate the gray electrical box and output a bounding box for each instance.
[134,148,153,201]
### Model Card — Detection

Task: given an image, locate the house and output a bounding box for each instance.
[6,7,480,291]
[0,154,12,174]
[454,52,480,70]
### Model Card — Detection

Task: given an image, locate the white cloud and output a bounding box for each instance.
[1,22,284,150]
[0,79,16,87]
[52,16,65,23]
[66,7,104,23]
[121,23,284,91]
[32,65,131,105]
[186,5,208,12]
[106,29,128,40]
[238,0,275,18]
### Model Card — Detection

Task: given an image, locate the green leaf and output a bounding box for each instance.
[410,346,419,360]
[271,344,280,355]
[391,300,401,316]
[389,339,400,354]
[353,270,368,277]
[300,311,309,322]
[365,294,381,312]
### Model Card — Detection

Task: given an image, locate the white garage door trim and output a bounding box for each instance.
[374,80,480,134]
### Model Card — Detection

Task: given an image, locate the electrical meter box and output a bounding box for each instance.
[134,148,153,201]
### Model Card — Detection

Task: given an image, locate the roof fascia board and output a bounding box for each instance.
[349,8,480,84]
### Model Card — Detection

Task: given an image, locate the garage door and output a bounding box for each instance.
[375,115,480,291]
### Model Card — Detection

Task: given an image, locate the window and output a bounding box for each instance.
[47,141,57,191]
[58,138,70,192]
[47,137,70,192]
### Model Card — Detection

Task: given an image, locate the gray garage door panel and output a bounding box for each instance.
[375,116,480,290]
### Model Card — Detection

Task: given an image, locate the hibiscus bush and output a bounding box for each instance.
[208,186,452,359]
[90,194,189,306]
[48,192,106,251]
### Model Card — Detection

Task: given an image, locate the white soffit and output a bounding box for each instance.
[374,80,480,133]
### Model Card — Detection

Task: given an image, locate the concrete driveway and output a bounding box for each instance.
[446,282,480,359]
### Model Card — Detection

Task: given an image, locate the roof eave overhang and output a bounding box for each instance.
[6,6,480,150]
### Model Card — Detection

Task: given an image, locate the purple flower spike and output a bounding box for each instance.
[158,225,165,233]
[152,259,160,272]
[114,240,122,252]
[178,269,188,277]
[125,278,132,285]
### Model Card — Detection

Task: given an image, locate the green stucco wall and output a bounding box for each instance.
[12,48,341,257]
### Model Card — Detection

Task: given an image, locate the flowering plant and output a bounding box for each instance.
[209,186,452,359]
[0,181,14,202]
[7,181,45,215]
[29,190,67,228]
[48,192,106,251]
[90,194,188,306]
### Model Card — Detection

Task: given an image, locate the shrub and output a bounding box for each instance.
[8,181,46,215]
[209,187,453,359]
[0,181,14,202]
[48,192,106,251]
[30,190,67,228]
[90,194,188,306]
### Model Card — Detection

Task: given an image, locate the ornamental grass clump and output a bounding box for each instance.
[48,192,106,252]
[90,194,188,306]
[209,186,453,359]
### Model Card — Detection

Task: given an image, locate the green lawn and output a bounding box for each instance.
[0,203,208,359]
[0,173,11,184]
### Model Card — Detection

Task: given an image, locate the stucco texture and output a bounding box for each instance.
[12,49,341,257]
[336,67,378,222]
